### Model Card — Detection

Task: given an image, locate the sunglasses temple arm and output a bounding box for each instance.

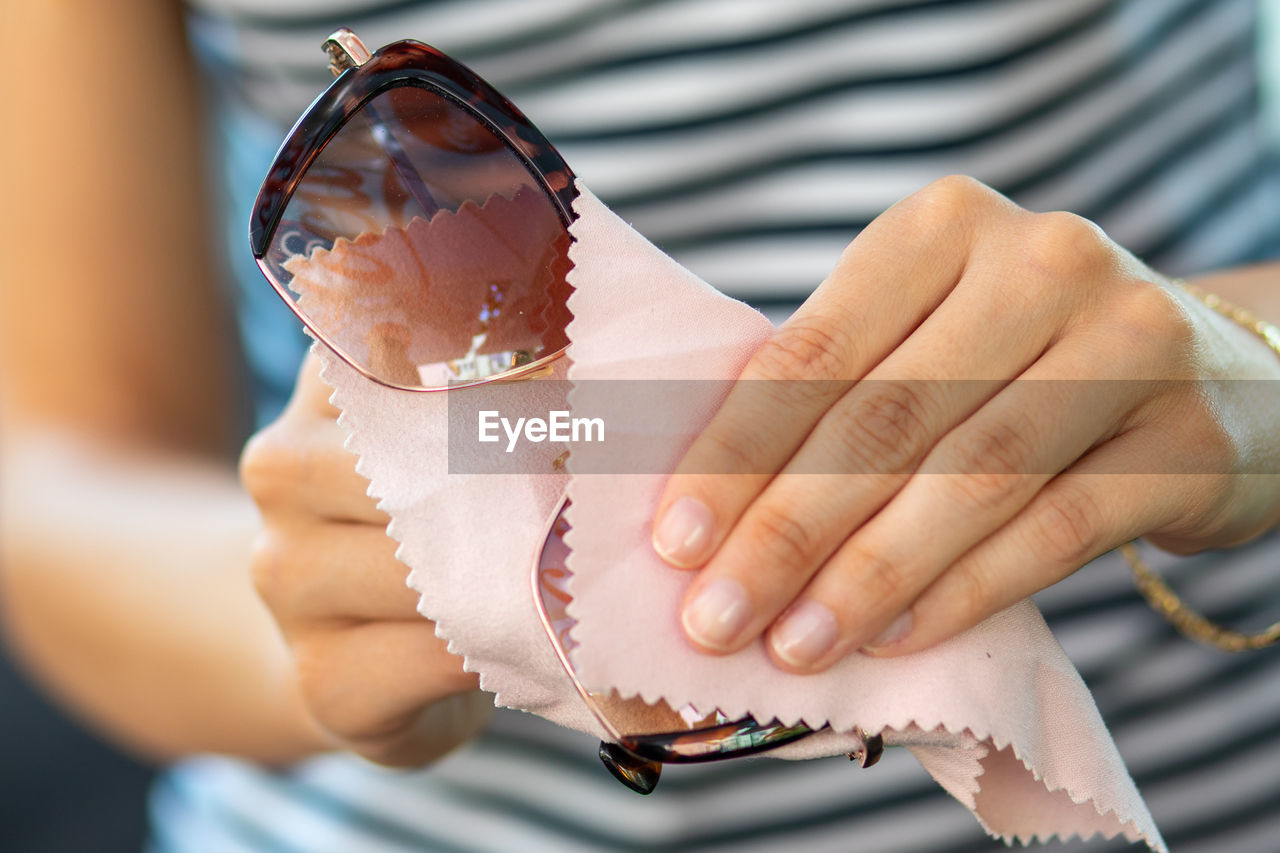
[364,102,441,219]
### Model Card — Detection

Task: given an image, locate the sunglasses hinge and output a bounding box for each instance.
[323,28,372,76]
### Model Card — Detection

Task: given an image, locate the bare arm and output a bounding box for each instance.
[0,1,321,761]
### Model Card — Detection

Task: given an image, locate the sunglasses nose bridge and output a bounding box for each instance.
[324,28,372,75]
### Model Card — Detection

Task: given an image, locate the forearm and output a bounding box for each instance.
[0,432,326,763]
[0,2,323,762]
[0,1,245,454]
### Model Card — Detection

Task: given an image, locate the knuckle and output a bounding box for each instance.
[943,417,1039,512]
[248,532,293,613]
[1120,283,1196,362]
[239,426,301,510]
[921,174,991,212]
[907,175,997,228]
[754,320,850,381]
[696,425,770,476]
[291,640,333,721]
[1030,483,1105,568]
[241,423,361,517]
[1023,211,1107,278]
[849,545,909,610]
[291,637,387,743]
[835,381,932,471]
[950,565,997,629]
[238,429,274,496]
[748,502,820,570]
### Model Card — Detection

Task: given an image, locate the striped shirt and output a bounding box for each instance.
[172,1,1280,850]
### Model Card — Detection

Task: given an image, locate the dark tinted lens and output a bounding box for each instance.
[265,85,571,389]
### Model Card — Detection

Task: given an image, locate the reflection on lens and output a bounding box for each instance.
[265,85,571,389]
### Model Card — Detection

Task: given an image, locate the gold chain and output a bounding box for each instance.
[1178,280,1280,353]
[1121,542,1280,652]
[1118,280,1280,652]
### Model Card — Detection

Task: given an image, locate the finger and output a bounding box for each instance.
[253,521,421,626]
[653,177,999,569]
[761,353,1135,669]
[347,691,495,768]
[289,351,344,420]
[241,406,385,525]
[678,243,1072,655]
[294,620,480,751]
[846,278,1217,655]
[866,428,1192,656]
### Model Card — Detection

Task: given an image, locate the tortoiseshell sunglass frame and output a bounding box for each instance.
[248,28,577,392]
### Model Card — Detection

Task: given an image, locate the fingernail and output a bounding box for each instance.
[653,496,714,566]
[771,600,838,668]
[866,611,913,651]
[682,578,752,650]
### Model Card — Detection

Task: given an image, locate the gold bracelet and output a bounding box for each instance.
[1120,542,1280,652]
[1176,279,1280,354]
[1119,280,1280,652]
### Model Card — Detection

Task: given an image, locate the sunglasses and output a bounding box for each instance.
[250,28,882,794]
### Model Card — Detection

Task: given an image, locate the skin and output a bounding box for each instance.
[1,2,1277,770]
[240,355,491,766]
[652,177,1280,673]
[0,1,483,766]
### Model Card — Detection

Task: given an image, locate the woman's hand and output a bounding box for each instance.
[241,354,491,766]
[652,175,1280,672]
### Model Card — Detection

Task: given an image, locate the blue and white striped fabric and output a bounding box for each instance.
[172,1,1280,849]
